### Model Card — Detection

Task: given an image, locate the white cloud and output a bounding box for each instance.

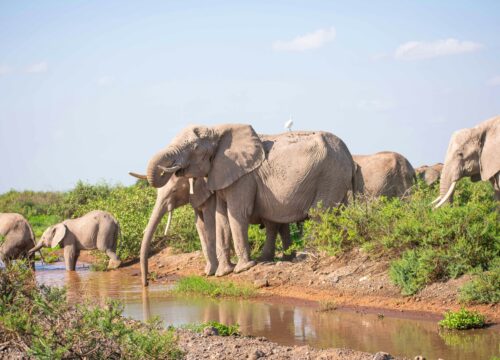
[0,64,12,75]
[394,38,482,61]
[273,27,336,52]
[26,61,48,73]
[487,75,500,87]
[97,76,113,86]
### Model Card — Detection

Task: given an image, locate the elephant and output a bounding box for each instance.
[29,210,121,271]
[145,124,356,276]
[129,172,292,286]
[433,115,500,208]
[0,213,36,267]
[353,151,416,198]
[415,163,443,186]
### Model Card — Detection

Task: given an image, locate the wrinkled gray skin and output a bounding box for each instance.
[146,124,356,276]
[129,173,291,286]
[415,163,443,186]
[353,151,416,198]
[433,115,500,208]
[29,210,121,271]
[0,213,36,267]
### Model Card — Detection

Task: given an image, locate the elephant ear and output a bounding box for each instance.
[480,120,500,181]
[208,124,265,191]
[189,178,213,208]
[51,224,67,248]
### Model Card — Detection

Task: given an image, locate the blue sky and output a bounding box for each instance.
[1,1,499,192]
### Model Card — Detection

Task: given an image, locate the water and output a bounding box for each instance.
[35,262,499,360]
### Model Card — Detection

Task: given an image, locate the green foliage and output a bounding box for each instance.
[0,190,64,218]
[0,262,182,359]
[459,259,500,304]
[182,321,240,336]
[305,179,500,295]
[439,308,486,330]
[248,222,304,260]
[173,276,255,298]
[0,234,4,246]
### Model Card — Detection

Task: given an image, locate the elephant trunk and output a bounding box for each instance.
[28,241,44,256]
[140,200,169,287]
[146,148,181,188]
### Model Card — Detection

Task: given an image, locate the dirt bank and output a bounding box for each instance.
[134,247,499,323]
[174,328,400,360]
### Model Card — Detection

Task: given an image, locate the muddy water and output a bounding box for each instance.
[36,263,499,360]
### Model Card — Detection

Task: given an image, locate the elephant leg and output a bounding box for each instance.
[64,246,78,271]
[280,224,295,261]
[228,213,255,274]
[106,249,121,270]
[215,197,235,277]
[259,221,278,262]
[196,207,218,276]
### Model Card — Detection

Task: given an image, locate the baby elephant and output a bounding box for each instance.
[0,213,36,267]
[29,210,121,271]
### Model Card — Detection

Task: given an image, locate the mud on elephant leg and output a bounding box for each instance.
[215,197,235,277]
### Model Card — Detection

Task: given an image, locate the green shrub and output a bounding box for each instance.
[439,308,486,330]
[0,262,182,359]
[459,260,500,304]
[304,179,499,295]
[182,321,240,336]
[173,276,255,298]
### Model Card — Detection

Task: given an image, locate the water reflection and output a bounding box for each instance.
[35,263,499,360]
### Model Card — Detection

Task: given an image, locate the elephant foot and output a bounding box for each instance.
[107,259,121,270]
[205,263,218,276]
[215,263,235,277]
[234,260,256,274]
[282,251,296,262]
[258,254,274,262]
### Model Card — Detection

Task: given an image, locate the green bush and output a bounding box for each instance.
[173,276,255,298]
[439,308,486,330]
[304,180,499,295]
[0,262,182,359]
[459,259,500,304]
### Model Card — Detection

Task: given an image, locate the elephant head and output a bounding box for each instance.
[146,124,265,191]
[129,172,214,286]
[433,116,500,208]
[29,223,67,254]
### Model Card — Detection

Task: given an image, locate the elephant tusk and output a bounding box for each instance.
[430,196,441,206]
[164,211,172,236]
[129,172,148,180]
[189,178,194,195]
[434,181,457,209]
[157,165,181,173]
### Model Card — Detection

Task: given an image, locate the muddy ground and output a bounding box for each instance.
[137,247,499,323]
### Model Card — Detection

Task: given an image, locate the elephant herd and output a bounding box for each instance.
[1,116,498,287]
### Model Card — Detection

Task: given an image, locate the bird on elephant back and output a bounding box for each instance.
[353,151,416,198]
[0,213,37,268]
[142,124,357,282]
[432,115,500,208]
[128,172,292,286]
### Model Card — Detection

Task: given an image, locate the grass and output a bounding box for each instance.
[439,308,486,330]
[0,262,183,359]
[173,276,256,298]
[181,321,240,336]
[459,260,500,304]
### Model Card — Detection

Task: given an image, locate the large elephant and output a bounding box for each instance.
[145,124,356,275]
[353,151,415,198]
[0,213,36,266]
[433,115,500,208]
[29,210,121,271]
[415,163,443,186]
[129,172,292,286]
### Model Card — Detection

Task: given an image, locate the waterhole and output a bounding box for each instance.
[35,262,499,360]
